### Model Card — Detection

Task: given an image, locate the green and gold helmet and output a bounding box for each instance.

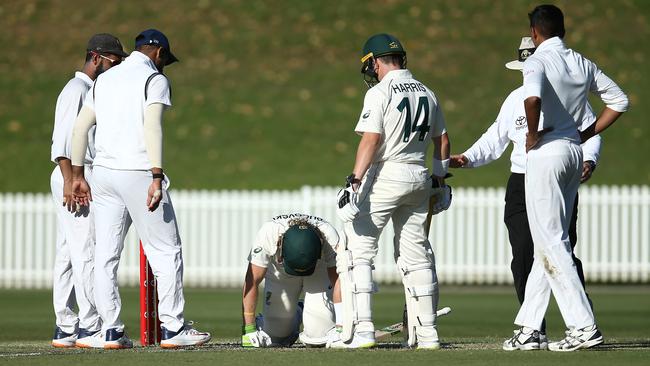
[360,33,407,87]
[281,223,322,276]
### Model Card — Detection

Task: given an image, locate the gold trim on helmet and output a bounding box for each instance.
[360,52,374,63]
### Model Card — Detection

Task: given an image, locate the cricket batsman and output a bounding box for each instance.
[334,33,451,349]
[241,213,341,347]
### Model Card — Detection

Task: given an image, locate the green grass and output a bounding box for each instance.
[0,286,648,365]
[0,0,649,192]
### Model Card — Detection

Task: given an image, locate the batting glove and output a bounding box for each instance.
[241,324,272,348]
[431,180,452,215]
[336,174,360,222]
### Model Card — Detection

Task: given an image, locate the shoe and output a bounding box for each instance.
[160,322,211,348]
[539,332,548,350]
[329,331,376,349]
[502,327,541,351]
[417,340,441,350]
[548,325,603,352]
[52,327,77,348]
[76,329,104,348]
[104,328,133,349]
[325,326,342,348]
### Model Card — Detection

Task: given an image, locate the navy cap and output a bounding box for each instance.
[135,29,178,65]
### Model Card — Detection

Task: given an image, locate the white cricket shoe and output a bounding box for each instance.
[502,327,542,351]
[325,326,342,348]
[328,331,376,349]
[417,340,441,350]
[51,327,77,348]
[104,329,133,349]
[75,329,104,348]
[548,325,603,352]
[160,323,211,348]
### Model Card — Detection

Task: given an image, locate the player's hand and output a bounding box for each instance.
[449,154,468,168]
[241,324,272,348]
[63,179,75,212]
[526,127,554,152]
[147,179,163,212]
[580,161,596,183]
[336,186,359,222]
[430,179,452,215]
[72,177,92,208]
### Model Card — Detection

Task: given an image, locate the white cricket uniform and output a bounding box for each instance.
[462,86,602,172]
[248,213,338,345]
[344,69,446,340]
[349,69,445,268]
[84,51,186,333]
[515,37,628,330]
[50,71,100,334]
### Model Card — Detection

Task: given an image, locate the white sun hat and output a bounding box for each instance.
[505,37,536,70]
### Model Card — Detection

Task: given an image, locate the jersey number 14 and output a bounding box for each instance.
[397,96,430,142]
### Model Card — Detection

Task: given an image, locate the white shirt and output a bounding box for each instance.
[85,51,171,170]
[247,213,338,271]
[51,71,95,165]
[463,86,602,174]
[523,37,628,143]
[355,69,446,165]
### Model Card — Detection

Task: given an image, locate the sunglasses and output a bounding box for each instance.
[94,52,123,65]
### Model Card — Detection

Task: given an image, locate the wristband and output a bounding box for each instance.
[242,323,256,335]
[432,158,449,177]
[152,173,164,180]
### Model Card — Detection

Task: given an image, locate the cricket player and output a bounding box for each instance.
[511,5,628,351]
[241,213,340,348]
[70,29,210,349]
[450,37,602,351]
[334,34,451,349]
[50,33,127,348]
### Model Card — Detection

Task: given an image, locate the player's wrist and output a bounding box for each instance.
[242,323,256,335]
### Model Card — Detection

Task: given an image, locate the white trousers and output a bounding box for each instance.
[50,165,100,333]
[262,261,334,343]
[515,139,595,330]
[91,166,185,333]
[344,162,437,328]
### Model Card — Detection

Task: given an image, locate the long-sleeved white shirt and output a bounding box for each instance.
[50,71,95,165]
[523,37,628,143]
[463,86,601,174]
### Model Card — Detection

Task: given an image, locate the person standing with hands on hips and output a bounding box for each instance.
[450,36,603,351]
[506,5,628,352]
[70,29,211,349]
[50,33,127,348]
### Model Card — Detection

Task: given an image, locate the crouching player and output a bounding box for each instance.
[241,213,341,347]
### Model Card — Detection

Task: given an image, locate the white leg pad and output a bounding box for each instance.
[337,248,375,342]
[398,257,439,347]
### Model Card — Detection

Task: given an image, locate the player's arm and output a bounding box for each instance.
[522,58,545,152]
[579,107,602,183]
[580,65,629,142]
[351,132,381,182]
[242,262,267,326]
[143,103,165,211]
[70,105,96,206]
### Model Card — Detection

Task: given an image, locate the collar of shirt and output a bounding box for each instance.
[125,50,159,72]
[74,71,93,88]
[535,36,565,53]
[380,69,413,83]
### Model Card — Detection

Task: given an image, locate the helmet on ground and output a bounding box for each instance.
[360,33,407,87]
[281,223,322,276]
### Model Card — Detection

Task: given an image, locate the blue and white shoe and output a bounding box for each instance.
[104,328,133,349]
[160,322,211,348]
[76,328,104,348]
[52,327,77,348]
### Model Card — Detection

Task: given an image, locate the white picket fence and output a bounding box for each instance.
[0,186,648,289]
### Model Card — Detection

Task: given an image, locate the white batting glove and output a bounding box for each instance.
[336,186,359,222]
[242,324,272,348]
[431,184,452,215]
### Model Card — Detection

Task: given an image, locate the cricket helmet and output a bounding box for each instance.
[281,223,322,276]
[360,33,407,87]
